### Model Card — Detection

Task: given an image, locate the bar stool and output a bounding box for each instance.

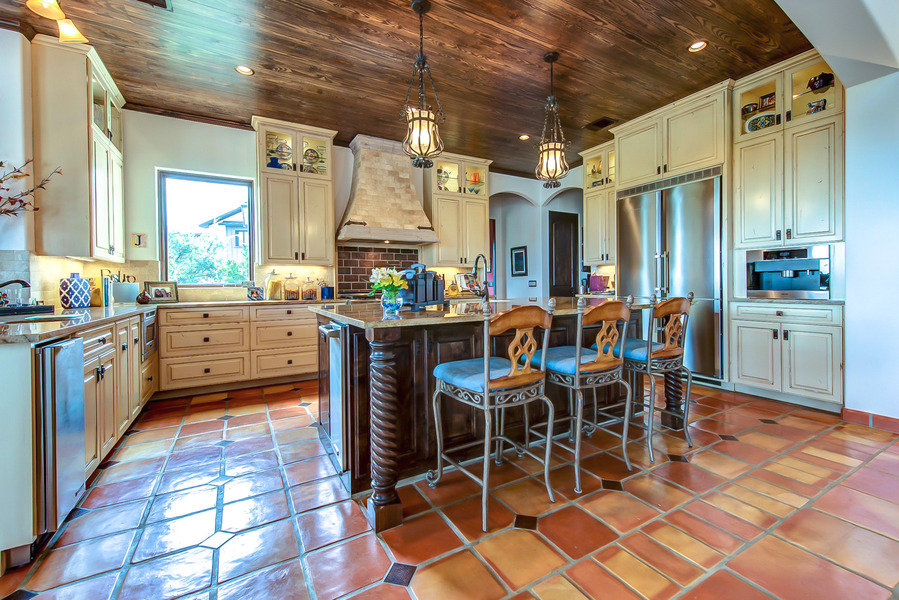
[623,293,694,463]
[527,297,635,493]
[428,302,557,532]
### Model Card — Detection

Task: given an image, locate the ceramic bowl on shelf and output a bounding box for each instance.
[745,111,776,133]
[741,102,758,116]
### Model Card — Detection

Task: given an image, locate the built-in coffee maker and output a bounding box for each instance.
[746,245,833,299]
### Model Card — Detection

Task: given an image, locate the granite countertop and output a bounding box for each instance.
[0,299,346,344]
[309,296,649,329]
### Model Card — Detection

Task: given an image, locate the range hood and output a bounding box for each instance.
[336,135,439,245]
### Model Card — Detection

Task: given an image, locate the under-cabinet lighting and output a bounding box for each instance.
[57,19,88,43]
[26,0,65,20]
[688,41,707,52]
[235,65,255,76]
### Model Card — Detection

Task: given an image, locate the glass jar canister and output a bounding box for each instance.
[284,273,300,301]
[302,277,318,301]
[264,270,282,300]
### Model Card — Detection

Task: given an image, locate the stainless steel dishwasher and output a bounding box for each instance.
[318,321,348,473]
[34,338,86,535]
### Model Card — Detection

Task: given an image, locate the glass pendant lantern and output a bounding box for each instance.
[535,52,570,188]
[400,0,445,169]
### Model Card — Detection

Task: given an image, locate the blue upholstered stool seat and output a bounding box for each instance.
[433,357,516,392]
[530,346,600,375]
[591,338,663,361]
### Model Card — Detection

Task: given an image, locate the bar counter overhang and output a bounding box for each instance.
[310,296,689,531]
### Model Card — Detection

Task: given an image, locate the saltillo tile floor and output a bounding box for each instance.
[2,381,899,599]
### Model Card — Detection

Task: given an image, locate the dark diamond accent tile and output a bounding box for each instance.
[514,514,538,530]
[719,434,740,441]
[215,440,236,447]
[98,460,120,469]
[65,507,91,522]
[218,415,235,421]
[602,480,624,491]
[760,419,779,424]
[3,590,38,600]
[300,402,311,407]
[667,454,689,462]
[384,562,416,586]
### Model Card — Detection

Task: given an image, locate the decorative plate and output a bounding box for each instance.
[303,165,319,175]
[304,149,320,163]
[745,111,776,133]
[276,143,292,159]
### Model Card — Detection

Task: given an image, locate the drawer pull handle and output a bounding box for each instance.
[287,310,292,315]
[776,310,784,316]
[204,368,211,374]
[99,336,107,344]
[203,337,210,342]
[287,331,293,336]
[147,376,153,381]
[122,343,128,351]
[203,313,209,318]
[287,359,293,365]
[134,337,139,344]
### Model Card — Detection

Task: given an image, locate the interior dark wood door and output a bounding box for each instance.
[548,210,579,297]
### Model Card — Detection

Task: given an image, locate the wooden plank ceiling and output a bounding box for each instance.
[1,0,811,176]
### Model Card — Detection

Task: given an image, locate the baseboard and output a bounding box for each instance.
[841,408,899,434]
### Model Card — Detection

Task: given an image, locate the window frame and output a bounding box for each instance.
[157,169,255,287]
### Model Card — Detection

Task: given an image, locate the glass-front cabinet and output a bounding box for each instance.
[431,157,489,196]
[90,67,124,152]
[786,59,841,126]
[736,75,782,140]
[435,159,460,193]
[259,124,330,178]
[579,141,615,191]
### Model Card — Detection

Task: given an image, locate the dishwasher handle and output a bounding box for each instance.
[319,324,341,339]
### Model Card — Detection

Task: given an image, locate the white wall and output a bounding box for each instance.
[0,29,33,252]
[490,194,541,299]
[843,71,899,420]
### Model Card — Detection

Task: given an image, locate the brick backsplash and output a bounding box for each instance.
[337,245,420,293]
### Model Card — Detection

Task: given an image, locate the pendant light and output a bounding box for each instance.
[57,18,88,43]
[535,52,570,188]
[400,0,445,169]
[26,0,65,20]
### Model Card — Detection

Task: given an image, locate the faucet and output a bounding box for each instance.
[470,254,490,303]
[0,280,30,307]
[0,280,30,289]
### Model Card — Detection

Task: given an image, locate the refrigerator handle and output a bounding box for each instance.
[661,251,670,297]
[654,253,663,295]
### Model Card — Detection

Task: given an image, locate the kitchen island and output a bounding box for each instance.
[310,296,690,531]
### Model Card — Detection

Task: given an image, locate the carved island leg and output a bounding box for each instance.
[364,327,403,532]
[662,371,685,430]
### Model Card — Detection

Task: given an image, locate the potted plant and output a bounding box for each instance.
[1,159,61,217]
[368,267,408,314]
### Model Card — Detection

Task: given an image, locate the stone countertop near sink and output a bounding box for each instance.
[0,299,344,344]
[309,296,650,329]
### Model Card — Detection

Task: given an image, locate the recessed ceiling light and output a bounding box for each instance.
[519,134,530,141]
[235,65,255,76]
[688,41,707,53]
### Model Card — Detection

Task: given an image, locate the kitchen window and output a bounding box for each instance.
[158,171,254,285]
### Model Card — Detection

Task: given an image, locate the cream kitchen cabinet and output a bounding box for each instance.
[612,81,730,188]
[583,189,616,266]
[733,115,843,248]
[422,195,489,267]
[580,142,615,191]
[116,317,142,436]
[252,116,337,266]
[729,302,843,406]
[32,35,126,262]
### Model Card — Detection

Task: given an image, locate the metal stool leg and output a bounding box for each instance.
[427,389,445,487]
[495,407,505,466]
[540,395,556,504]
[620,377,633,472]
[682,366,694,448]
[646,375,656,463]
[521,405,530,456]
[481,409,493,532]
[567,388,576,443]
[573,389,585,494]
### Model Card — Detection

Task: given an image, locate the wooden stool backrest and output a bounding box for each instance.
[578,298,632,373]
[486,304,553,391]
[649,293,693,359]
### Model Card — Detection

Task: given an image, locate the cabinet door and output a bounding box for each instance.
[784,116,842,243]
[733,134,784,248]
[604,190,617,265]
[463,198,489,266]
[615,120,661,188]
[259,125,299,175]
[300,179,334,265]
[785,58,842,127]
[583,191,603,264]
[83,355,101,477]
[109,150,125,260]
[783,325,842,404]
[115,322,131,437]
[129,320,142,420]
[664,92,724,176]
[91,136,112,259]
[735,74,783,141]
[261,173,300,264]
[730,320,781,392]
[434,195,463,266]
[99,350,118,457]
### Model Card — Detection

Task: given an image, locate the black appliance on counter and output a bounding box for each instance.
[399,264,445,310]
[747,245,831,299]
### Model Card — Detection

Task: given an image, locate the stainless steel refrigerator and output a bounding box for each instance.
[617,177,722,379]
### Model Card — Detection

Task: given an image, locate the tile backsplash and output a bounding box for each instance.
[337,245,420,294]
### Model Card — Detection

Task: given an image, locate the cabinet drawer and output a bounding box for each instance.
[251,348,317,379]
[251,322,317,350]
[140,356,158,404]
[78,324,116,357]
[250,305,316,322]
[730,302,842,326]
[159,352,249,390]
[158,306,250,327]
[160,324,250,357]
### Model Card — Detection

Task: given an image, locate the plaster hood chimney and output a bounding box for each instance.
[337,135,439,245]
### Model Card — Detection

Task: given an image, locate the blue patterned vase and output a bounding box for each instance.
[59,273,91,309]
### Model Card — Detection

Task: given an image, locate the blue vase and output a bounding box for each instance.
[59,273,91,309]
[380,291,403,314]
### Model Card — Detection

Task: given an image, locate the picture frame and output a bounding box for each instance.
[510,246,528,277]
[247,286,264,301]
[144,281,179,303]
[758,92,776,110]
